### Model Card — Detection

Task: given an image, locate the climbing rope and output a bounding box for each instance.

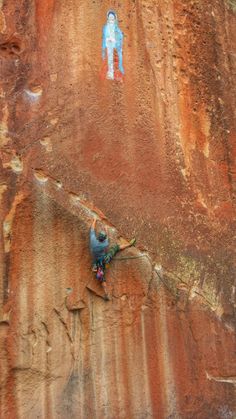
[114,254,149,261]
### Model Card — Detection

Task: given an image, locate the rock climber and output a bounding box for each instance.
[102,10,124,80]
[90,217,136,300]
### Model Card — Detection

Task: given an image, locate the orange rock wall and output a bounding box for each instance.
[0,1,236,418]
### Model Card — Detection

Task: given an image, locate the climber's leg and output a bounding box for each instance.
[117,47,124,74]
[102,281,110,300]
[119,238,136,251]
[93,261,110,300]
[107,44,114,79]
[103,239,136,264]
[103,244,120,264]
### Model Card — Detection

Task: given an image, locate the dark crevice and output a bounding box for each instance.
[3,252,10,303]
[0,38,23,58]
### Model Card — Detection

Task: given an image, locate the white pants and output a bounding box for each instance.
[106,40,116,79]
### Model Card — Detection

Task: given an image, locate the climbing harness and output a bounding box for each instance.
[93,258,109,282]
[96,265,105,281]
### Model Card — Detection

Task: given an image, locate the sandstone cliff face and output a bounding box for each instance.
[0,1,236,418]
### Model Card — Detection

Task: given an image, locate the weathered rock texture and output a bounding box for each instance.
[0,0,236,418]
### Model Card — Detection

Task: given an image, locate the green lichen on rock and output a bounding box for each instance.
[162,251,220,308]
[228,0,236,12]
[156,223,234,311]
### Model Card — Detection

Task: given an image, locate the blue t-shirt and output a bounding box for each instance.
[90,228,109,262]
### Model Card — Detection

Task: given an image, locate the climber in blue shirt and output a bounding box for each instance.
[90,217,136,300]
[90,220,109,264]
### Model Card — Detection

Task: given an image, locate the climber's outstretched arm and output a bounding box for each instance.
[91,217,97,230]
[90,218,97,248]
[104,224,108,237]
[91,216,108,237]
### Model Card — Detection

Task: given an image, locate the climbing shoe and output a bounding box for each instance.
[129,238,136,247]
[103,294,110,301]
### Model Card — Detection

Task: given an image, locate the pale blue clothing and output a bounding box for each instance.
[90,228,109,262]
[102,22,124,74]
[102,23,123,50]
